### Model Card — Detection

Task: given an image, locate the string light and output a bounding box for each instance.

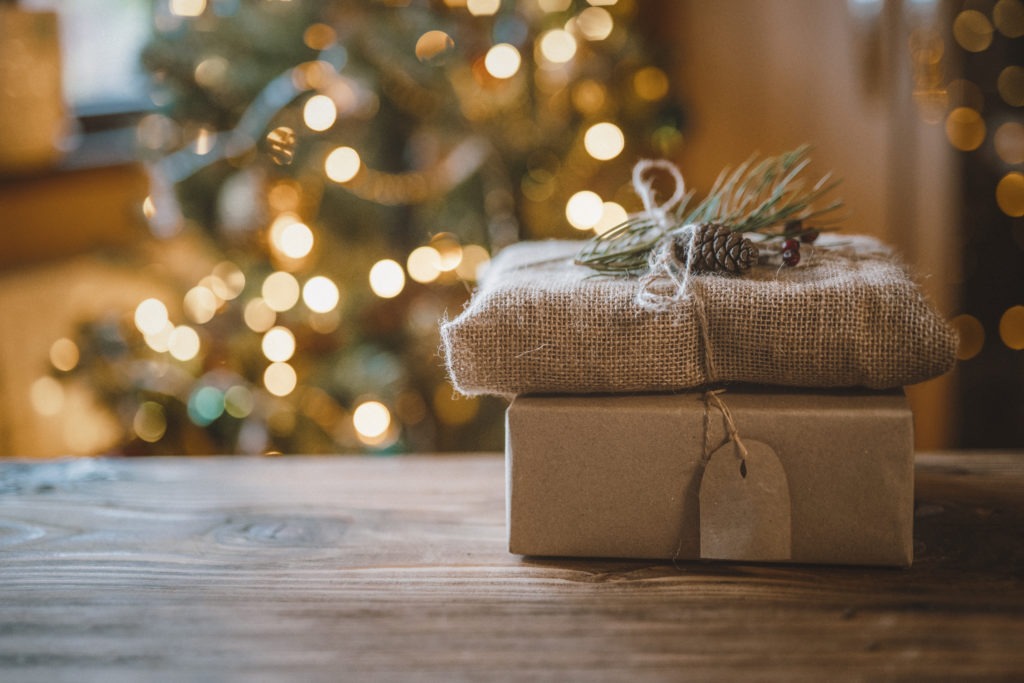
[144,321,175,353]
[576,7,614,41]
[467,0,500,16]
[244,297,277,332]
[168,325,201,361]
[184,286,219,324]
[538,29,577,64]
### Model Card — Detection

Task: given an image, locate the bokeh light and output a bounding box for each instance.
[49,337,80,372]
[593,201,628,235]
[170,0,205,18]
[133,402,167,443]
[144,321,174,353]
[415,30,455,62]
[455,244,491,281]
[264,362,298,397]
[29,376,64,416]
[1000,305,1024,350]
[953,10,994,52]
[571,79,607,114]
[184,285,219,324]
[188,386,225,426]
[303,23,337,50]
[538,0,571,11]
[566,190,604,230]
[945,107,986,151]
[538,29,577,64]
[353,400,391,440]
[633,66,669,101]
[584,122,625,160]
[244,297,277,333]
[998,66,1024,106]
[303,94,338,132]
[224,385,255,418]
[951,314,985,360]
[996,172,1024,217]
[168,325,201,361]
[995,122,1024,164]
[484,43,521,79]
[211,262,245,300]
[302,276,340,313]
[262,326,296,362]
[467,0,500,16]
[577,7,614,41]
[431,233,463,272]
[994,0,1024,38]
[134,298,169,336]
[407,246,443,283]
[262,271,301,312]
[325,146,361,183]
[279,221,315,259]
[369,259,406,298]
[266,126,297,166]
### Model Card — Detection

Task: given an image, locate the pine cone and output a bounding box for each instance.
[672,223,758,274]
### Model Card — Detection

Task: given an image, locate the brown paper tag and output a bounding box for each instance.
[699,439,792,562]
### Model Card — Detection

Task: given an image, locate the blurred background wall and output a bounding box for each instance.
[0,0,1021,456]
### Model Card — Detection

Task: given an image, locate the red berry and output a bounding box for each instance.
[800,228,820,244]
[781,238,800,253]
[782,248,800,267]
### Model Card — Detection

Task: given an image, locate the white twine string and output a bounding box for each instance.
[629,159,699,311]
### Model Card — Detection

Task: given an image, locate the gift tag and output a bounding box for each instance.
[699,439,792,562]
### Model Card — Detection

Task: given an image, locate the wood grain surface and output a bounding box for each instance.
[0,453,1021,682]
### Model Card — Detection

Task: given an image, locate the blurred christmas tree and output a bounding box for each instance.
[57,0,683,455]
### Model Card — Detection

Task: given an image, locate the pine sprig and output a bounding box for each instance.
[575,146,843,273]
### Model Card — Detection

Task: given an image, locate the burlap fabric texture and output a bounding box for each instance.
[441,235,957,398]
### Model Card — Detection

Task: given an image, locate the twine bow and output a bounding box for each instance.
[630,160,701,312]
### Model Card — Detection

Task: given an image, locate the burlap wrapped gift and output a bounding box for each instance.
[441,235,957,397]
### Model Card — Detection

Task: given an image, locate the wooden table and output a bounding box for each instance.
[0,453,1021,682]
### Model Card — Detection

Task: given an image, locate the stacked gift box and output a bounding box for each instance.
[441,160,957,568]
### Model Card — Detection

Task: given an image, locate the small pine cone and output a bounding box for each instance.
[672,223,759,274]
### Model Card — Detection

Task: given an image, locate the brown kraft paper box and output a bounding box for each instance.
[506,388,914,567]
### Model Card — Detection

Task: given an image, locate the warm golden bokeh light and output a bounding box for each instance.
[134,298,169,336]
[168,325,201,362]
[998,66,1024,106]
[325,146,361,183]
[538,0,571,11]
[353,400,391,440]
[467,0,500,15]
[566,190,604,230]
[303,23,337,50]
[633,66,669,101]
[369,259,406,298]
[951,314,985,360]
[170,0,206,18]
[415,30,455,62]
[996,172,1024,217]
[264,362,298,397]
[999,305,1024,350]
[262,326,297,362]
[224,385,255,418]
[183,286,219,324]
[577,7,614,41]
[279,221,315,259]
[584,122,625,160]
[302,276,340,313]
[953,10,994,52]
[945,107,986,152]
[262,271,301,312]
[49,337,80,372]
[211,262,245,300]
[303,94,338,132]
[538,29,577,64]
[571,79,607,115]
[484,43,521,79]
[593,201,628,235]
[29,376,64,416]
[995,122,1024,164]
[407,246,443,284]
[455,244,491,281]
[244,297,277,333]
[994,0,1024,38]
[144,321,174,353]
